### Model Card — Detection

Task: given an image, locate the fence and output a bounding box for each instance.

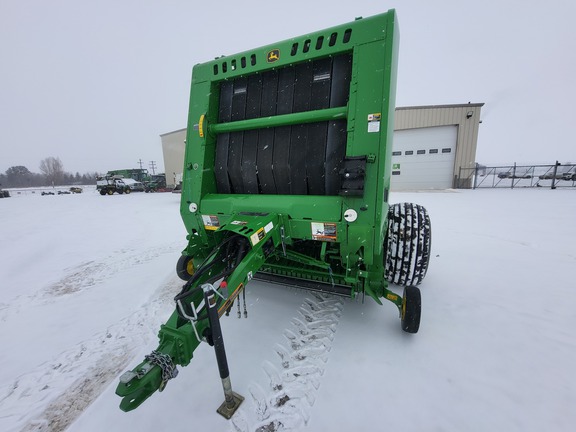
[457,162,576,189]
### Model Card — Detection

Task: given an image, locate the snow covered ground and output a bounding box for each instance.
[1,188,575,432]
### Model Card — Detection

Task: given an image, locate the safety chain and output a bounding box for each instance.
[145,351,179,391]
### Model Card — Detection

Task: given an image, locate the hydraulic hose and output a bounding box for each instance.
[174,234,250,321]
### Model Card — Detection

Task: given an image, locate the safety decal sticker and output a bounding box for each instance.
[311,222,337,242]
[231,220,248,226]
[198,114,205,138]
[202,215,220,230]
[250,227,266,246]
[367,112,381,133]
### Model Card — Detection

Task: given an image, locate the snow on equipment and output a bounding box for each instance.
[116,9,431,416]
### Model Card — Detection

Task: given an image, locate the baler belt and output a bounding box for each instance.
[214,53,352,196]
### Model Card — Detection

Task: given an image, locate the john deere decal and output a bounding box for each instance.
[267,49,280,63]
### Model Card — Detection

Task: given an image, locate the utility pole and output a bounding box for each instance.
[149,161,157,175]
[137,159,144,170]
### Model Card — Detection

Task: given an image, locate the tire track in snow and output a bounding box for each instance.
[0,242,181,323]
[230,292,344,432]
[46,242,182,297]
[0,276,180,432]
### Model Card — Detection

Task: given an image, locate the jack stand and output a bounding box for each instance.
[203,286,244,419]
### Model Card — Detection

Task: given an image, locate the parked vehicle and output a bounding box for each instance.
[96,176,131,195]
[69,187,83,193]
[122,178,145,192]
[144,174,167,192]
[497,171,531,179]
[104,169,168,192]
[539,171,575,181]
[107,169,150,183]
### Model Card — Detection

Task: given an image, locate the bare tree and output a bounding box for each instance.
[39,157,65,185]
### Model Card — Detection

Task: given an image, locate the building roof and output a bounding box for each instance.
[396,102,484,111]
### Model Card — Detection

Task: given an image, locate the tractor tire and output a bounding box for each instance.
[118,189,124,194]
[176,255,195,281]
[99,189,106,195]
[401,285,421,333]
[385,202,431,286]
[107,188,114,195]
[124,187,131,194]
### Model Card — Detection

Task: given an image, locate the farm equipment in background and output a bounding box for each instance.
[116,9,431,417]
[144,174,169,192]
[105,169,169,192]
[96,175,131,195]
[107,168,151,183]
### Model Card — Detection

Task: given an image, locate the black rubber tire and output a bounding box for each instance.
[106,188,114,195]
[176,255,195,281]
[124,187,131,194]
[118,189,124,194]
[385,202,431,286]
[99,189,106,196]
[401,285,421,333]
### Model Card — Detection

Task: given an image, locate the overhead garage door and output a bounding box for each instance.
[390,125,457,190]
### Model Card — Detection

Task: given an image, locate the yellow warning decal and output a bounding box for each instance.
[198,114,205,138]
[250,227,266,246]
[202,214,220,230]
[367,112,381,133]
[386,293,399,302]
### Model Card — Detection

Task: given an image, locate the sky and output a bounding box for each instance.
[1,0,575,175]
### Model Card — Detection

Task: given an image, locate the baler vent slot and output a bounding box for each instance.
[213,54,257,76]
[329,32,337,46]
[214,53,352,196]
[343,28,352,43]
[291,43,298,56]
[290,31,351,57]
[213,30,352,77]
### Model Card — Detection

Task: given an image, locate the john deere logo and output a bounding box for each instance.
[267,49,280,63]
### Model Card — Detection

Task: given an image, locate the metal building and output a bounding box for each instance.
[160,128,187,188]
[392,103,483,190]
[161,103,483,190]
